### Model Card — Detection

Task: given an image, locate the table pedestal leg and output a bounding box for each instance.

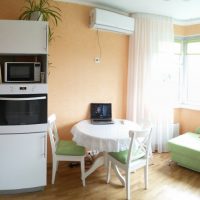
[84,155,104,179]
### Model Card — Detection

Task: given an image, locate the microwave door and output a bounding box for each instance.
[7,64,34,82]
[4,62,41,83]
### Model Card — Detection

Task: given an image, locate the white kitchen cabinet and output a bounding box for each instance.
[0,19,48,194]
[0,132,47,191]
[0,20,48,54]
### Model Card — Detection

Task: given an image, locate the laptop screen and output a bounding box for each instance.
[90,103,112,120]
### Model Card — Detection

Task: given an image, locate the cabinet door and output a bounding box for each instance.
[0,132,47,190]
[0,20,48,54]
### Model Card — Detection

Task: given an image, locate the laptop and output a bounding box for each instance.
[90,103,114,125]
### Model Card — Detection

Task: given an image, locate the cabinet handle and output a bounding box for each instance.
[43,134,46,158]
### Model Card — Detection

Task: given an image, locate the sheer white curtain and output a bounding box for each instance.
[127,13,177,153]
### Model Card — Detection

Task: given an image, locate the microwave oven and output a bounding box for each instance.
[4,62,41,83]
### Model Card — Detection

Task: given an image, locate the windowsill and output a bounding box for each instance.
[175,104,200,111]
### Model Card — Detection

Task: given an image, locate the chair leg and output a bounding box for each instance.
[52,159,58,184]
[144,165,148,189]
[106,160,111,184]
[149,148,153,165]
[125,170,131,200]
[56,159,59,171]
[80,157,86,187]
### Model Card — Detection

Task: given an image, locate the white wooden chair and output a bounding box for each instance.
[48,114,86,186]
[106,126,152,200]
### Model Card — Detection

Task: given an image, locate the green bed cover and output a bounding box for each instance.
[168,132,200,172]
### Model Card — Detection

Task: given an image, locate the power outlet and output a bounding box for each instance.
[94,57,100,64]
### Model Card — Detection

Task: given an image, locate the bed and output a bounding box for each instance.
[168,132,200,172]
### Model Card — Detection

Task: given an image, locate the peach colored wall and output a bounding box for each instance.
[48,2,128,137]
[0,0,24,19]
[174,24,200,36]
[174,25,185,36]
[174,24,200,134]
[175,108,200,133]
[0,1,128,162]
[184,24,200,36]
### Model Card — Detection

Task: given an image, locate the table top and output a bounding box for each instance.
[71,119,140,152]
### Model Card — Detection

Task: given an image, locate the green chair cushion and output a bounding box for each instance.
[109,148,145,164]
[56,140,85,156]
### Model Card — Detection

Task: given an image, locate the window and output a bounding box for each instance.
[174,37,200,106]
[172,39,182,104]
[186,41,200,104]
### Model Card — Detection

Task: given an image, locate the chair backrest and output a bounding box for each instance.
[48,114,59,155]
[127,126,152,165]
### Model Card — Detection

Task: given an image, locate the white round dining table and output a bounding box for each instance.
[71,119,140,152]
[71,119,140,182]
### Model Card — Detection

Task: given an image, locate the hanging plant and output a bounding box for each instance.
[19,0,61,42]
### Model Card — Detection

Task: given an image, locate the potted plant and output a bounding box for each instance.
[19,0,61,42]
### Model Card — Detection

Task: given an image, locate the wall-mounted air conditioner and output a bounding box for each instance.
[90,8,134,35]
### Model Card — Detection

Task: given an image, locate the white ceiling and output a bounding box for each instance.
[56,0,200,22]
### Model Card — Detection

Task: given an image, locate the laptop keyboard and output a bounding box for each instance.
[91,119,114,125]
[93,119,111,122]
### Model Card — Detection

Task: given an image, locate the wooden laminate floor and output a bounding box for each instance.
[1,153,200,200]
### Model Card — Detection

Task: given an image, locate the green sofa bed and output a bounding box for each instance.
[168,132,200,172]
